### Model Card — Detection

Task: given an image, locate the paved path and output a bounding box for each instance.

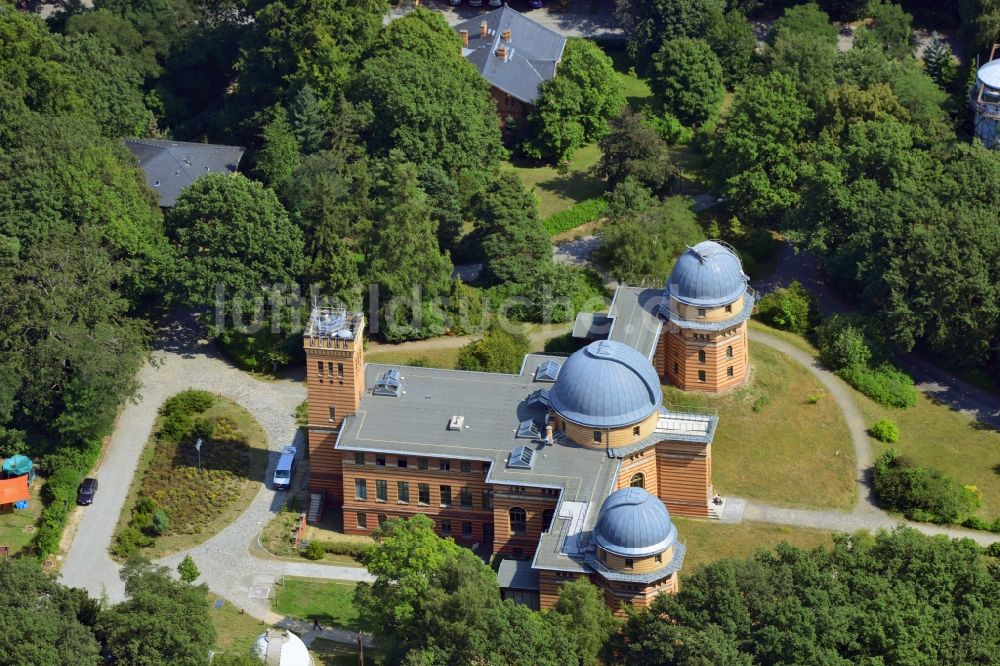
[741,329,1000,547]
[59,313,373,619]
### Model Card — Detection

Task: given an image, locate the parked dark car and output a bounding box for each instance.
[528,0,543,7]
[77,478,98,505]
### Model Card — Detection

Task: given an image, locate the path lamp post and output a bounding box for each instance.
[195,437,203,476]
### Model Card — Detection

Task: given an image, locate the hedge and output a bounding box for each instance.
[838,364,917,408]
[543,197,607,236]
[34,441,103,556]
[306,539,373,561]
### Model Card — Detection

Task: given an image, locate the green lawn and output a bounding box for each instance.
[675,517,838,572]
[0,477,42,556]
[111,395,270,560]
[505,143,606,219]
[666,342,857,511]
[208,592,269,653]
[607,49,653,110]
[310,638,381,666]
[750,323,1000,521]
[366,346,461,370]
[274,577,359,630]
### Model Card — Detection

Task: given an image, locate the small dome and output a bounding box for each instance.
[978,58,1000,89]
[665,240,748,308]
[594,487,677,558]
[549,340,662,429]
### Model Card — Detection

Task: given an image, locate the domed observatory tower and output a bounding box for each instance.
[549,339,663,449]
[659,241,754,393]
[971,52,1000,148]
[586,487,685,608]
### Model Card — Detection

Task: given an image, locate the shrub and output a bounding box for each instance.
[33,440,102,556]
[177,555,200,583]
[160,390,216,418]
[987,542,1000,557]
[457,326,530,374]
[806,392,823,404]
[755,281,818,335]
[543,197,608,236]
[304,540,326,560]
[868,418,900,443]
[307,540,373,561]
[112,527,153,559]
[872,450,980,523]
[150,509,171,536]
[838,364,917,408]
[648,111,693,145]
[816,316,872,371]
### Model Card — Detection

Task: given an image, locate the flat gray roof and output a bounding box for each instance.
[572,312,612,339]
[497,558,539,590]
[606,286,663,360]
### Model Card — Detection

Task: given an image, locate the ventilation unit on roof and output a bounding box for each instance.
[508,445,534,469]
[373,369,402,397]
[516,419,542,439]
[314,309,347,336]
[535,360,560,382]
[526,389,550,409]
[448,415,465,431]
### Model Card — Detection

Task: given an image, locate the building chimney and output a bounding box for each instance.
[460,29,469,48]
[545,424,554,444]
[480,20,488,38]
[502,28,511,41]
[496,45,507,60]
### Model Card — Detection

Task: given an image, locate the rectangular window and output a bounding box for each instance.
[697,308,706,317]
[419,483,430,505]
[440,485,452,507]
[397,457,408,468]
[462,522,473,537]
[727,366,734,377]
[460,487,473,508]
[328,406,336,422]
[460,461,471,474]
[317,360,324,375]
[418,457,428,470]
[673,362,679,374]
[654,553,662,564]
[337,362,344,379]
[354,452,365,466]
[482,462,490,474]
[593,430,601,443]
[397,481,409,504]
[698,370,706,382]
[439,460,451,471]
[327,362,334,376]
[725,304,732,313]
[599,549,607,563]
[632,425,640,436]
[376,479,387,502]
[482,489,493,509]
[441,520,452,535]
[357,512,367,529]
[624,558,634,570]
[378,513,387,527]
[355,479,367,500]
[375,455,386,467]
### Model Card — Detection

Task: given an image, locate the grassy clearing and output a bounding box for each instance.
[0,478,42,556]
[858,392,1000,520]
[112,396,269,560]
[208,592,269,653]
[311,638,381,666]
[506,143,606,219]
[675,517,838,572]
[366,346,461,370]
[274,577,359,630]
[665,342,856,510]
[606,49,653,110]
[750,324,1000,521]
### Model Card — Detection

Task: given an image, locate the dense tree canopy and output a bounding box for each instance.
[614,0,725,66]
[472,172,551,286]
[596,109,677,194]
[611,528,1000,665]
[650,37,725,126]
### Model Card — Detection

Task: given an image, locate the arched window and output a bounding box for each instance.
[630,473,645,489]
[726,345,733,359]
[542,508,554,532]
[509,507,527,535]
[698,349,706,363]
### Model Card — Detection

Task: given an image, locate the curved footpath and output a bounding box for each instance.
[59,313,373,623]
[741,330,1000,547]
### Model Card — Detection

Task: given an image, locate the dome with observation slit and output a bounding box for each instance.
[665,241,748,308]
[593,487,677,558]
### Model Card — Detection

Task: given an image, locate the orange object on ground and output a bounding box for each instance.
[0,476,29,505]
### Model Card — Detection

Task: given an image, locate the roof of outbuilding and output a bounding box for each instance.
[665,240,749,308]
[549,340,663,429]
[593,487,677,558]
[124,138,244,207]
[453,6,566,103]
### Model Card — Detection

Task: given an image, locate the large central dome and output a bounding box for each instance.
[549,340,662,429]
[665,240,748,308]
[594,487,677,557]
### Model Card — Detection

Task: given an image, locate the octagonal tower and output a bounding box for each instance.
[658,241,754,392]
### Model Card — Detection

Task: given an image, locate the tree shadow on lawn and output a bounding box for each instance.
[532,170,606,206]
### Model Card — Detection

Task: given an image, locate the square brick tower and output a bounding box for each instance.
[303,308,365,507]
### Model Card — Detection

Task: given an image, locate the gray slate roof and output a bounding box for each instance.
[124,138,244,207]
[606,286,663,360]
[454,6,566,103]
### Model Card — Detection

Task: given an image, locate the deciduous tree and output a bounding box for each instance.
[596,109,677,194]
[650,37,724,126]
[471,172,551,285]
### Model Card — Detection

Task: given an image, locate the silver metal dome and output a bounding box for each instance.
[549,340,662,429]
[593,487,677,558]
[665,240,748,308]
